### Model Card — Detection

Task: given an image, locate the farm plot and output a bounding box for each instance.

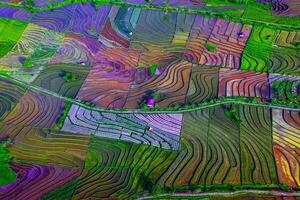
[198,19,252,69]
[100,19,130,48]
[153,60,192,107]
[123,62,174,108]
[100,7,132,49]
[0,24,48,67]
[184,15,216,63]
[167,109,210,186]
[39,178,79,200]
[0,23,49,67]
[0,77,27,120]
[12,23,49,56]
[3,89,65,128]
[74,136,177,199]
[131,66,152,86]
[186,67,219,104]
[9,0,23,4]
[78,105,243,191]
[32,64,90,98]
[159,105,241,188]
[6,125,90,167]
[269,30,300,76]
[272,109,300,187]
[0,17,28,58]
[0,122,28,141]
[241,25,276,72]
[79,134,245,199]
[271,0,300,16]
[50,33,101,66]
[242,1,300,27]
[218,68,270,100]
[67,4,111,37]
[130,9,180,65]
[269,74,300,102]
[171,13,195,54]
[94,43,141,67]
[76,46,140,108]
[112,7,138,40]
[30,4,77,32]
[0,7,31,21]
[19,29,65,67]
[71,106,299,200]
[204,105,240,185]
[74,166,135,199]
[2,28,65,68]
[274,30,299,50]
[62,104,183,150]
[0,162,81,200]
[269,50,299,76]
[240,105,278,184]
[125,60,192,108]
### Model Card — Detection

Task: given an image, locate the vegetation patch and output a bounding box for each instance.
[0,139,17,186]
[0,40,15,58]
[62,71,78,82]
[54,100,72,130]
[0,18,28,42]
[224,105,241,124]
[205,43,217,52]
[241,25,276,72]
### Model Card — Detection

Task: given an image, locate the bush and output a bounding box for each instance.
[139,173,154,193]
[62,71,78,82]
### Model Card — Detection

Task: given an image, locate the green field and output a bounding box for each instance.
[0,18,28,58]
[240,25,276,72]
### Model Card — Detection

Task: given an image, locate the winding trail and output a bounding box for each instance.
[1,74,299,114]
[139,190,300,199]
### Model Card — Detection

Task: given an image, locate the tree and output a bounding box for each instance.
[22,58,34,68]
[62,71,78,82]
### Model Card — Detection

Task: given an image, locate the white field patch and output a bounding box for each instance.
[62,104,183,150]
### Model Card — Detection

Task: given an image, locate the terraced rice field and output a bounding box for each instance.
[186,67,219,104]
[0,0,299,199]
[239,105,278,184]
[125,60,192,108]
[184,15,216,63]
[32,64,90,98]
[271,0,300,17]
[62,104,182,150]
[218,68,270,100]
[0,77,27,120]
[240,25,276,73]
[14,104,296,199]
[6,125,90,167]
[264,30,299,76]
[2,89,65,128]
[273,109,300,187]
[198,19,252,69]
[0,162,81,200]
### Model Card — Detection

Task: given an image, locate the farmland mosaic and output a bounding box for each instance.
[0,0,299,199]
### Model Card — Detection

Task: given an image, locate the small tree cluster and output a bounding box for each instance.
[272,80,300,103]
